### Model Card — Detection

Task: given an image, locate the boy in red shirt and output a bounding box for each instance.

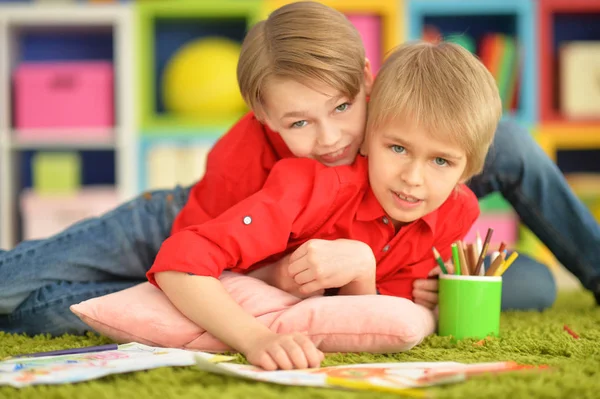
[147,40,502,370]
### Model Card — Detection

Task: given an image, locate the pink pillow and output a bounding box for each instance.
[70,272,436,353]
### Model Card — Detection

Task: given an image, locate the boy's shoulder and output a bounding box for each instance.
[433,184,480,233]
[265,156,369,203]
[206,112,288,174]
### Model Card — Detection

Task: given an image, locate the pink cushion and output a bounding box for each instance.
[70,272,436,353]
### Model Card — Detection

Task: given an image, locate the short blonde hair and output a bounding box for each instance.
[366,41,502,179]
[237,1,366,117]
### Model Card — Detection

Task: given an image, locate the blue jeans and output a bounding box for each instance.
[0,186,191,335]
[468,120,600,295]
[0,120,596,336]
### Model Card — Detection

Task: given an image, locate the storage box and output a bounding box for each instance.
[560,41,600,119]
[346,14,382,73]
[32,152,81,194]
[20,186,119,240]
[464,212,519,250]
[13,61,114,130]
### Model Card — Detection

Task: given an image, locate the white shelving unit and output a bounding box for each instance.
[0,4,137,249]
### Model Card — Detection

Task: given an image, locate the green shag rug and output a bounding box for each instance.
[1,290,599,399]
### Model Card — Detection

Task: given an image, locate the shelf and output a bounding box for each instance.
[0,3,135,248]
[534,124,600,162]
[408,0,537,125]
[136,0,263,131]
[141,113,246,137]
[10,129,117,150]
[264,0,402,73]
[1,4,128,25]
[138,134,218,192]
[538,0,600,123]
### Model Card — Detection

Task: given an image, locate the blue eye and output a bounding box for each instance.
[291,120,308,128]
[335,103,350,112]
[391,145,405,154]
[434,157,448,166]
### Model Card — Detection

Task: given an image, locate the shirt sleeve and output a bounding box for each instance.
[170,113,271,234]
[171,171,238,232]
[377,185,481,299]
[147,159,339,287]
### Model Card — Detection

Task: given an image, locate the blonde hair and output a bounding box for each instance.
[366,41,502,179]
[237,1,366,117]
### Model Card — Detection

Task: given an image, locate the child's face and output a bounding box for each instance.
[260,77,370,167]
[366,121,468,228]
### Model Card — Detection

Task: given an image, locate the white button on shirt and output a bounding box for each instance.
[243,216,252,225]
[382,216,389,224]
[382,244,390,252]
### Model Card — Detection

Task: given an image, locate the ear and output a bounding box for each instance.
[253,108,267,124]
[359,136,369,156]
[363,58,374,96]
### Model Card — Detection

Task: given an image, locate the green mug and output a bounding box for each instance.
[438,274,502,340]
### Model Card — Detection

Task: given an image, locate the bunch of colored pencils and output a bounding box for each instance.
[432,228,519,277]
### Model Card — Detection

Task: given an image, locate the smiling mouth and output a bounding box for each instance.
[319,145,351,162]
[395,192,421,203]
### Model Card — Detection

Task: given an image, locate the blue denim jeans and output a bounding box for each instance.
[467,120,600,295]
[0,119,597,336]
[0,186,191,335]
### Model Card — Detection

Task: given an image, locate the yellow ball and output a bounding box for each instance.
[162,37,247,118]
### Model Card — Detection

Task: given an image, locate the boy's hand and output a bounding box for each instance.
[412,262,454,309]
[288,239,376,296]
[245,332,324,371]
[246,255,323,298]
[272,254,325,298]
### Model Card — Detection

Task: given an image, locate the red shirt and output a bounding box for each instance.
[171,112,295,233]
[148,155,480,300]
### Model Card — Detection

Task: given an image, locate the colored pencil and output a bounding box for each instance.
[485,251,506,276]
[498,242,507,253]
[432,247,448,274]
[467,243,479,274]
[475,231,482,253]
[474,228,494,276]
[495,252,519,276]
[458,241,470,275]
[451,243,461,275]
[6,344,118,360]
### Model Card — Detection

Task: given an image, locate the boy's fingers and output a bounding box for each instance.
[280,338,309,369]
[427,266,441,277]
[267,345,294,370]
[413,290,438,304]
[414,298,437,310]
[299,281,323,295]
[293,269,315,285]
[287,256,309,277]
[295,334,323,369]
[288,242,309,265]
[256,352,278,371]
[414,279,438,292]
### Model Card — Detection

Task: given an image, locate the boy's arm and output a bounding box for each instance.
[250,238,377,298]
[155,271,323,370]
[147,159,339,368]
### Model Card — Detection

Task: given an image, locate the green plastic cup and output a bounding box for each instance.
[438,274,503,340]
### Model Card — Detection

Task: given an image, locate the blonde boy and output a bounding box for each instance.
[147,40,502,371]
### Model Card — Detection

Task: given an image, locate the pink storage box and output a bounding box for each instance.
[13,61,114,132]
[20,186,119,240]
[347,14,382,74]
[464,212,519,250]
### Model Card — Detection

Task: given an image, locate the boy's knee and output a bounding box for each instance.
[501,255,557,311]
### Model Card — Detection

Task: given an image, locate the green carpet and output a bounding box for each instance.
[1,290,599,399]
